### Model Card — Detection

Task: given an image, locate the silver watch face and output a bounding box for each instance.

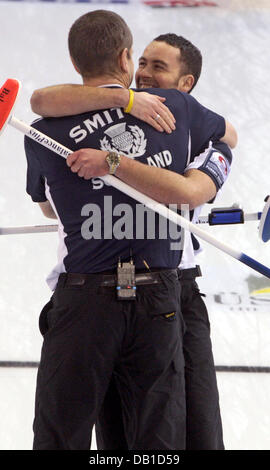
[106,152,120,174]
[108,152,120,165]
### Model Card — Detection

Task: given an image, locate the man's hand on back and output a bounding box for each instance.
[130,91,176,133]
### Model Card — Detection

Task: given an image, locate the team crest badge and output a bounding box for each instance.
[100,123,147,158]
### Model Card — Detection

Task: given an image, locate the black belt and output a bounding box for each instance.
[178,265,202,280]
[59,269,178,288]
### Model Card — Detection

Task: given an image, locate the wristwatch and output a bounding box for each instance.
[106,152,121,175]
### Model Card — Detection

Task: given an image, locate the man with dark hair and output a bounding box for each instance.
[134,34,226,451]
[31,32,230,451]
[26,12,234,450]
[145,33,202,92]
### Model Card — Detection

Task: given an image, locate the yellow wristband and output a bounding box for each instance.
[124,89,134,113]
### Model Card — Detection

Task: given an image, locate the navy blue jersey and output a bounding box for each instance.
[25,87,227,288]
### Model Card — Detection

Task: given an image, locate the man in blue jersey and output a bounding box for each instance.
[136,34,226,451]
[31,33,231,450]
[26,10,234,450]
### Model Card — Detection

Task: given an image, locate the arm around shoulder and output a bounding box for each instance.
[30,84,130,117]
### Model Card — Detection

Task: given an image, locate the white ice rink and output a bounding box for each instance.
[0,0,270,450]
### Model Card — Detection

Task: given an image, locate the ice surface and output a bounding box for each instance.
[0,0,270,450]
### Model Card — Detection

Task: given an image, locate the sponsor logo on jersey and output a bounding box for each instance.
[201,150,230,188]
[210,151,229,180]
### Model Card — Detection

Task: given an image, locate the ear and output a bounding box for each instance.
[119,48,129,73]
[70,55,81,75]
[177,74,195,93]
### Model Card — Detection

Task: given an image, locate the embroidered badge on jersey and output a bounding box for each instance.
[100,123,147,158]
[203,150,230,187]
[187,147,231,189]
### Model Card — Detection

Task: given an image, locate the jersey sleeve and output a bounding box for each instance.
[187,94,226,157]
[24,135,47,202]
[185,141,233,191]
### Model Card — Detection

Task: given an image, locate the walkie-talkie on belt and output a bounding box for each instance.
[116,257,136,300]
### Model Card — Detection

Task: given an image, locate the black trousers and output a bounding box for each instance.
[180,271,224,450]
[33,270,185,450]
[96,268,224,450]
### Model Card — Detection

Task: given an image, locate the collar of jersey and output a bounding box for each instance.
[98,84,124,88]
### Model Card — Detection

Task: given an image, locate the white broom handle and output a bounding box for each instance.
[0,225,58,235]
[0,212,261,235]
[10,117,72,158]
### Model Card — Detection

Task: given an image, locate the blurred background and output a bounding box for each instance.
[0,0,269,450]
